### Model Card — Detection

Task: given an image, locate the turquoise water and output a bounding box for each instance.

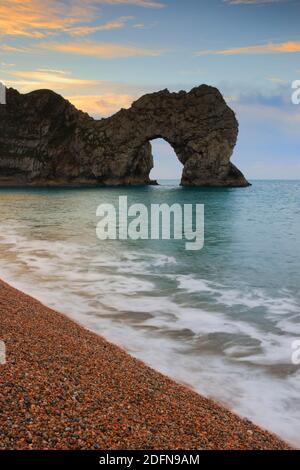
[0,180,299,445]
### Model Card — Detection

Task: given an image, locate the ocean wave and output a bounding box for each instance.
[0,214,300,447]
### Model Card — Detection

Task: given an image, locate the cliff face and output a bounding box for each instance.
[0,85,249,187]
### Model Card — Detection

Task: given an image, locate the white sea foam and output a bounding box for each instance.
[176,274,299,314]
[0,220,300,447]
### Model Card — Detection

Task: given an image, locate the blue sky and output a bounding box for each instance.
[1,0,300,179]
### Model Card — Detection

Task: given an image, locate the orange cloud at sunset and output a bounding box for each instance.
[0,0,88,38]
[67,94,135,116]
[7,69,97,88]
[0,44,30,53]
[3,68,140,117]
[0,0,163,38]
[38,41,164,58]
[197,41,300,55]
[92,0,164,7]
[63,17,133,36]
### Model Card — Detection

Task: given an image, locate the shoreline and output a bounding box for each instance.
[0,278,292,450]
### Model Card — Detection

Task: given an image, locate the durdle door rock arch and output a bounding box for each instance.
[0,85,250,187]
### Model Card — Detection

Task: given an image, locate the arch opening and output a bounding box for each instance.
[149,138,183,184]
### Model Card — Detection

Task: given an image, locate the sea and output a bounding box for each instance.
[0,180,299,446]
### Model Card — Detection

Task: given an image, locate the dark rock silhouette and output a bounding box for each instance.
[0,85,249,187]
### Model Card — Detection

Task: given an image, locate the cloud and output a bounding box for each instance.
[6,69,98,88]
[66,93,135,116]
[64,17,133,36]
[92,0,164,7]
[218,79,293,107]
[267,77,289,84]
[0,0,91,38]
[196,41,300,55]
[38,41,164,58]
[0,62,16,67]
[221,82,300,139]
[0,0,164,39]
[3,68,146,116]
[0,44,31,53]
[133,21,158,29]
[3,69,106,98]
[235,102,300,126]
[36,68,69,75]
[3,67,141,92]
[224,0,290,4]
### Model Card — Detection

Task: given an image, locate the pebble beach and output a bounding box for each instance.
[0,278,292,450]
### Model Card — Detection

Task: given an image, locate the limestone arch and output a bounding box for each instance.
[0,85,250,187]
[95,85,250,187]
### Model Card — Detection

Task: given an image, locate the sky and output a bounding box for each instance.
[1,0,300,179]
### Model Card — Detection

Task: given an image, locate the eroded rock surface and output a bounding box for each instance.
[0,85,249,187]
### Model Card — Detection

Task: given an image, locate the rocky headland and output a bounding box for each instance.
[0,85,249,187]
